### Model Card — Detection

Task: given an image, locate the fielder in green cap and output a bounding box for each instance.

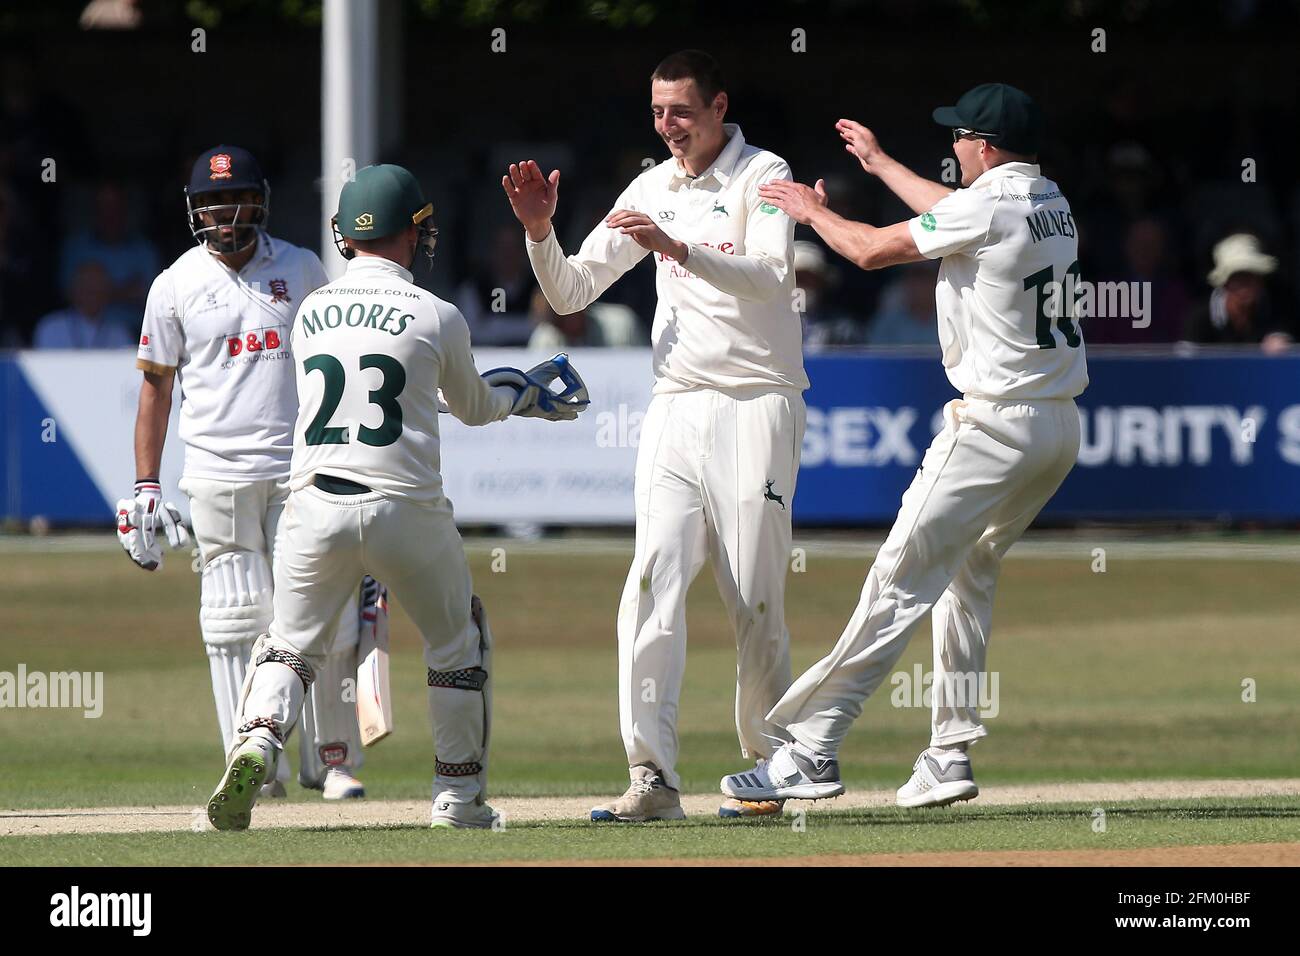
[207,163,590,832]
[331,163,440,268]
[720,85,1091,812]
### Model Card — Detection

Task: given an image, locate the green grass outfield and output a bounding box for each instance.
[1,538,1298,863]
[4,798,1297,866]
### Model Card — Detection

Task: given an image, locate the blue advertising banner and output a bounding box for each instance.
[796,350,1300,522]
[3,350,1299,524]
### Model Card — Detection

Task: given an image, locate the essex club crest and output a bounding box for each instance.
[269,278,290,303]
[209,153,233,180]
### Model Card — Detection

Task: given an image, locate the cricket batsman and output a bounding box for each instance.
[206,164,590,831]
[120,145,377,800]
[502,50,808,821]
[721,83,1088,808]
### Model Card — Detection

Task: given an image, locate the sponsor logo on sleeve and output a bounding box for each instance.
[919,212,937,232]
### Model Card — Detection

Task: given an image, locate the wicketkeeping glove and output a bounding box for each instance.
[482,352,591,422]
[115,479,190,571]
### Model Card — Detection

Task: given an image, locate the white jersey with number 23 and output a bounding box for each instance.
[288,256,513,506]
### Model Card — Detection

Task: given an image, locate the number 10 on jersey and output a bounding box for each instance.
[1023,260,1083,349]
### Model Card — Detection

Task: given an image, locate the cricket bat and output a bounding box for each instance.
[356,577,392,747]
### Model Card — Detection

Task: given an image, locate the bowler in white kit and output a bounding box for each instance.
[122,145,376,801]
[503,50,808,821]
[207,163,589,831]
[721,83,1088,808]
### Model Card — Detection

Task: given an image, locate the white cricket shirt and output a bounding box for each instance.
[136,232,329,480]
[526,124,808,394]
[908,162,1089,401]
[288,256,514,505]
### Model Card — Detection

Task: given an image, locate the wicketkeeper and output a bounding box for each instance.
[122,145,379,800]
[207,164,590,831]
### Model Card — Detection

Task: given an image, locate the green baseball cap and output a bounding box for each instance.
[932,83,1042,155]
[334,164,433,241]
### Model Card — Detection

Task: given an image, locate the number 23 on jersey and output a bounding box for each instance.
[303,353,407,446]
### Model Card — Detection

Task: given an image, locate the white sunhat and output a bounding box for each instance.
[1207,233,1277,286]
[793,240,827,274]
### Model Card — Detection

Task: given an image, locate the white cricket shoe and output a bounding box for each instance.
[719,758,785,818]
[590,765,686,822]
[321,768,365,800]
[896,747,979,808]
[721,743,844,801]
[430,796,499,829]
[207,736,277,831]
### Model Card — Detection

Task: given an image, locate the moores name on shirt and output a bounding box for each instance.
[300,302,414,337]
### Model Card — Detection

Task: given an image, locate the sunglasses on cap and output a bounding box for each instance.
[952,127,999,143]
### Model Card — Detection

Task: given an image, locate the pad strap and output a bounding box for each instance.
[427,666,487,691]
[259,647,314,690]
[237,717,283,744]
[436,758,483,777]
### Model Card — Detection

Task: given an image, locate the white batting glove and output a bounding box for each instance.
[115,479,190,571]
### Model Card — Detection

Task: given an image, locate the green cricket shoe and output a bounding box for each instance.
[207,738,276,831]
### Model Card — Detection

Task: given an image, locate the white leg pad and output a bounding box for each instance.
[200,550,274,647]
[428,595,493,806]
[229,633,312,759]
[206,641,252,753]
[298,596,364,787]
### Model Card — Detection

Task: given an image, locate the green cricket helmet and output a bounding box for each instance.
[331,163,438,267]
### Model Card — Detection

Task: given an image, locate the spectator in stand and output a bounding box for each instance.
[797,241,861,347]
[1186,233,1294,353]
[865,261,939,348]
[526,286,643,352]
[33,260,134,349]
[0,184,25,347]
[1087,217,1189,344]
[455,222,538,345]
[59,181,158,335]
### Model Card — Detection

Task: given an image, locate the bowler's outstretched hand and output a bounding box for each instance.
[502,160,560,241]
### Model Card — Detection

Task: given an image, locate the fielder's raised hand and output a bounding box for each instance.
[502,160,561,242]
[116,479,189,571]
[836,119,886,175]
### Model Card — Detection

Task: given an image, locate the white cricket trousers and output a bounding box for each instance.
[181,475,362,785]
[243,484,490,804]
[619,387,805,790]
[770,396,1080,755]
